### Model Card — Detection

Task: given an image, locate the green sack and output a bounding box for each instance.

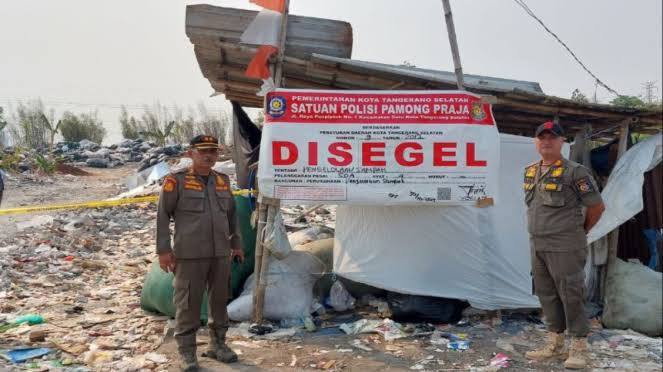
[140,195,256,320]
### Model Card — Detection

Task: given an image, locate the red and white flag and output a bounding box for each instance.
[250,0,285,13]
[241,0,286,84]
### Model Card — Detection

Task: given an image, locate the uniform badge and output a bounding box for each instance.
[544,183,561,191]
[525,166,537,178]
[551,167,564,178]
[163,176,176,193]
[576,176,595,194]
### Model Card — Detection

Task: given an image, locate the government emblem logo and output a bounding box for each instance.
[267,96,287,118]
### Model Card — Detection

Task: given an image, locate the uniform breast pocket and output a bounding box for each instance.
[179,193,205,212]
[542,190,566,207]
[216,192,233,211]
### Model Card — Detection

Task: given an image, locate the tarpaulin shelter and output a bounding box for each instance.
[186,4,663,308]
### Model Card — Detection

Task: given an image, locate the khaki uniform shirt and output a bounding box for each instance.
[156,168,242,259]
[524,158,602,251]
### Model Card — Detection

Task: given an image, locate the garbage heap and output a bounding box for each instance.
[1,139,184,172]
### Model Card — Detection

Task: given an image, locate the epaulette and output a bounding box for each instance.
[524,161,538,170]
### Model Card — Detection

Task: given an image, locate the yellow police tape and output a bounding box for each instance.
[0,189,256,216]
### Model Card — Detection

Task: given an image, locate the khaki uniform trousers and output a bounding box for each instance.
[173,257,231,344]
[531,236,589,337]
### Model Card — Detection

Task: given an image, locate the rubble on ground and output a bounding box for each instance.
[1,165,661,371]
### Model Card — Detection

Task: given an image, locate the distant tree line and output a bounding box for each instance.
[0,100,233,150]
[0,100,106,150]
[571,81,663,110]
[119,103,231,146]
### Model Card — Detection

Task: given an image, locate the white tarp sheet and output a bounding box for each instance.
[587,134,662,244]
[334,134,570,310]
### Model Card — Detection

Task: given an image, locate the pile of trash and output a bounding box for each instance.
[0,204,173,371]
[1,138,186,171]
[54,139,185,170]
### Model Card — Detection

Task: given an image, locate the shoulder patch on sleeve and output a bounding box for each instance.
[163,176,177,193]
[575,176,595,194]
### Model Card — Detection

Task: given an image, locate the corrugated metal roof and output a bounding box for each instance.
[311,54,544,94]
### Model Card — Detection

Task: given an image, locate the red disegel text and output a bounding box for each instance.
[271,141,488,167]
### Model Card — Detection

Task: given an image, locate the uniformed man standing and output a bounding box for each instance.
[523,122,605,369]
[156,135,244,371]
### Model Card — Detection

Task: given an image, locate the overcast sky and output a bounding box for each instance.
[1,0,661,143]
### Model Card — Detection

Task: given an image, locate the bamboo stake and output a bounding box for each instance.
[441,0,464,90]
[602,122,629,302]
[252,0,290,324]
[251,202,267,321]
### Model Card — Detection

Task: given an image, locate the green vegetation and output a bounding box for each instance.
[0,147,23,172]
[120,103,230,145]
[9,100,50,149]
[34,153,58,175]
[59,111,106,143]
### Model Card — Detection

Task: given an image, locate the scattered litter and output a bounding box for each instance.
[489,353,510,368]
[350,339,373,352]
[1,348,52,363]
[144,352,168,364]
[430,330,449,345]
[329,281,356,312]
[16,215,54,231]
[289,354,298,367]
[227,322,297,340]
[248,323,274,335]
[28,330,47,342]
[447,341,471,351]
[340,318,407,341]
[495,338,515,353]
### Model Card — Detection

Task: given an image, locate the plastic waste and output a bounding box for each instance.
[303,316,316,332]
[1,347,52,363]
[13,314,45,325]
[340,318,407,341]
[329,280,356,312]
[447,341,471,350]
[227,251,324,321]
[489,353,511,368]
[263,211,292,260]
[386,292,465,324]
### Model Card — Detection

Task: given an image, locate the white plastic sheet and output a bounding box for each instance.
[240,9,282,46]
[334,134,570,310]
[587,134,662,244]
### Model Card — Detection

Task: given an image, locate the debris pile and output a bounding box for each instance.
[1,139,185,172]
[0,204,172,371]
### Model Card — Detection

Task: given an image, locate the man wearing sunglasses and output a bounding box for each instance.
[156,135,244,371]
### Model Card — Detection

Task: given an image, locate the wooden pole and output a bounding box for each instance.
[273,0,291,87]
[441,0,465,90]
[252,0,290,324]
[601,122,630,302]
[251,202,267,321]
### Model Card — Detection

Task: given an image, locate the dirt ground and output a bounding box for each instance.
[0,165,136,239]
[1,165,661,372]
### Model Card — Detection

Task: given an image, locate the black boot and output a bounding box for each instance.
[202,327,238,363]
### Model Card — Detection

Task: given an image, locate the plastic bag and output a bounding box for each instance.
[227,251,325,321]
[329,280,356,312]
[387,292,465,324]
[263,211,291,260]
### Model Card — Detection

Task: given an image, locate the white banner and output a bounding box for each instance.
[257,90,500,205]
